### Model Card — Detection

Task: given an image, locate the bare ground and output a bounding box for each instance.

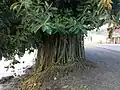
[1,45,120,90]
[41,46,120,90]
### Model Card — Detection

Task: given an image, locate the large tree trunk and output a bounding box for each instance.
[20,34,86,90]
[36,34,85,71]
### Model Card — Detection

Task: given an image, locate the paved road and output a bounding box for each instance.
[84,45,120,90]
[98,44,120,52]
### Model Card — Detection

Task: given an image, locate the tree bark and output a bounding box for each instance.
[36,34,85,71]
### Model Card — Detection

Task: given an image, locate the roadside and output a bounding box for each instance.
[97,44,120,52]
[1,45,120,90]
[0,65,34,90]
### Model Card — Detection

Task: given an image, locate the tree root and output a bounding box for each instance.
[19,61,96,90]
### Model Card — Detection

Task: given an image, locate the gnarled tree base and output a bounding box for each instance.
[19,34,88,90]
[36,34,85,71]
[19,60,96,90]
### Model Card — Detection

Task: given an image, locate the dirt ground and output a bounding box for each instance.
[41,46,120,90]
[1,45,120,90]
[40,66,100,90]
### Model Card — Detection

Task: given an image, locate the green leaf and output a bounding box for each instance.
[42,23,53,35]
[31,24,43,33]
[10,2,20,11]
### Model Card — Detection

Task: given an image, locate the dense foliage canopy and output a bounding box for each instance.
[0,0,119,66]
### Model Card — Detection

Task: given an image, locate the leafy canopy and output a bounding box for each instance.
[0,0,41,68]
[0,0,119,64]
[11,0,109,35]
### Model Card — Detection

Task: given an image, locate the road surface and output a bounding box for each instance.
[98,44,120,52]
[84,44,120,90]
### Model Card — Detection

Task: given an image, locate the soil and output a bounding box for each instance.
[1,46,120,90]
[40,66,99,90]
[1,77,20,90]
[0,65,35,90]
[0,61,97,90]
